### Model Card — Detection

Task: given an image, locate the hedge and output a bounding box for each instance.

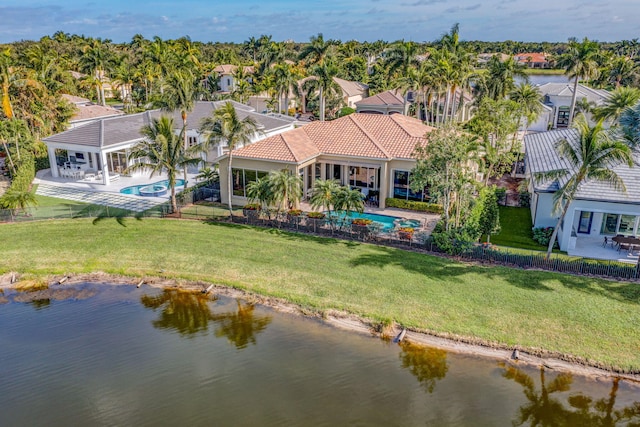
[384,198,443,214]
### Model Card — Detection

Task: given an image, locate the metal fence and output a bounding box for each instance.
[2,204,638,281]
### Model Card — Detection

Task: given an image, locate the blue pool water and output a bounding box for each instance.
[331,211,421,231]
[120,179,185,196]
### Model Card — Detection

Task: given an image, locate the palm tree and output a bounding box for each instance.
[557,37,601,127]
[384,40,421,78]
[309,178,340,216]
[155,70,198,186]
[309,60,340,121]
[619,101,640,152]
[268,169,303,214]
[510,83,543,140]
[200,102,260,217]
[79,40,113,106]
[0,187,38,216]
[533,115,633,258]
[127,116,201,213]
[593,87,640,122]
[246,175,275,213]
[273,63,297,115]
[332,186,365,221]
[298,33,336,66]
[480,55,528,101]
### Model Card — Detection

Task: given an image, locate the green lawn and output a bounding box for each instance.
[1,218,639,371]
[489,206,543,250]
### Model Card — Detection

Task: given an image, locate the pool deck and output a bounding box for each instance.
[34,169,200,212]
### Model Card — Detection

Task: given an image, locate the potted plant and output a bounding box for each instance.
[398,227,415,240]
[242,203,261,220]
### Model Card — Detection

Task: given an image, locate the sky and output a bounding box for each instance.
[1,0,639,44]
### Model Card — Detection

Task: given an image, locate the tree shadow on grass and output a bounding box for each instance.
[348,245,640,303]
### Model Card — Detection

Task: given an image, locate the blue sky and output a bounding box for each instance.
[2,0,639,44]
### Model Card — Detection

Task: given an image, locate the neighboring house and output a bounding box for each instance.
[355,90,406,115]
[212,64,254,92]
[476,53,511,67]
[524,102,554,133]
[525,128,640,252]
[514,52,550,69]
[537,82,610,129]
[42,101,295,186]
[61,94,124,129]
[218,113,438,208]
[333,77,369,109]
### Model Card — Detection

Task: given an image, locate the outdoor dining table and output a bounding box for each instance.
[612,235,640,252]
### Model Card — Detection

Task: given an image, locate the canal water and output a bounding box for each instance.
[1,283,638,426]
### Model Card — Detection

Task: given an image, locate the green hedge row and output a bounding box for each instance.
[1,153,35,202]
[384,198,443,214]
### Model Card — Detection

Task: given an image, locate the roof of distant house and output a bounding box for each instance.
[44,101,293,149]
[232,113,434,163]
[355,90,405,107]
[525,129,640,203]
[514,52,549,64]
[61,94,91,105]
[333,77,369,98]
[537,82,610,105]
[213,64,255,75]
[60,94,124,123]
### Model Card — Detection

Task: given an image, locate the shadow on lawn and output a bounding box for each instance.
[349,245,640,304]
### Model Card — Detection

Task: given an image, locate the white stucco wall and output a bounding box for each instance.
[532,192,557,228]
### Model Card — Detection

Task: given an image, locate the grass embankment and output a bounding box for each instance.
[2,219,639,371]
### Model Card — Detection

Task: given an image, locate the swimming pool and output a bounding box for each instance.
[120,179,185,197]
[330,211,421,231]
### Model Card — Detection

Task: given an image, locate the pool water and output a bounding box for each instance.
[120,179,185,196]
[331,211,421,231]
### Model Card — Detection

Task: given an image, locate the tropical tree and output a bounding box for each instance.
[332,186,364,218]
[273,63,297,115]
[619,101,640,151]
[0,187,38,216]
[471,186,501,243]
[593,86,640,122]
[200,101,260,217]
[298,33,336,66]
[557,37,601,127]
[478,55,528,101]
[268,169,303,213]
[127,116,201,213]
[79,39,114,106]
[195,166,219,185]
[534,115,633,258]
[510,82,543,139]
[246,175,275,213]
[309,178,340,216]
[308,60,340,121]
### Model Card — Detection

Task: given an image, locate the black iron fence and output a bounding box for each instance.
[2,204,638,281]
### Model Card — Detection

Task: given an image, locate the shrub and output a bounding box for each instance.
[495,187,507,206]
[518,191,531,208]
[384,198,443,214]
[287,209,302,217]
[352,218,373,226]
[431,221,477,255]
[307,212,325,219]
[532,227,557,247]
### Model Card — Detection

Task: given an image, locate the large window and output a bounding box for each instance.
[393,170,428,202]
[348,167,378,189]
[231,168,268,197]
[600,213,639,236]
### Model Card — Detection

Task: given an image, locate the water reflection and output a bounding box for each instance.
[502,364,640,426]
[12,286,97,309]
[210,300,272,349]
[399,341,448,393]
[141,289,217,337]
[141,290,272,348]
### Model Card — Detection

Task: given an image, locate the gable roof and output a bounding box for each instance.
[44,101,293,149]
[514,52,549,64]
[538,83,610,105]
[355,90,405,107]
[232,113,434,163]
[333,77,369,97]
[525,129,640,204]
[212,64,254,75]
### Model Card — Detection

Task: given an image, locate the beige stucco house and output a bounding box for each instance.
[218,113,435,208]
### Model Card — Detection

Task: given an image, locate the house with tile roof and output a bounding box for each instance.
[332,77,369,109]
[218,113,437,208]
[212,64,255,92]
[355,90,406,115]
[42,101,295,186]
[538,82,610,129]
[61,94,124,129]
[525,129,640,255]
[514,53,551,69]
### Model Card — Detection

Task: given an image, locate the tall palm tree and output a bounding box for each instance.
[510,82,543,140]
[80,40,113,106]
[593,87,640,122]
[200,102,260,217]
[481,55,528,101]
[619,101,640,152]
[534,115,633,258]
[309,60,339,121]
[156,70,198,186]
[127,116,200,213]
[298,33,336,66]
[273,63,297,115]
[384,40,421,78]
[557,37,601,127]
[333,187,365,218]
[268,169,303,213]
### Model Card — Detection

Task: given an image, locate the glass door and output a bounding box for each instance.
[577,211,592,233]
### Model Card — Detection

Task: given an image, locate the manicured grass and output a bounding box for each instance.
[489,206,542,250]
[1,218,639,371]
[523,68,565,75]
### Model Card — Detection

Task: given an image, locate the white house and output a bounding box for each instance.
[212,65,254,92]
[333,77,369,109]
[42,101,296,186]
[537,82,610,129]
[525,129,640,254]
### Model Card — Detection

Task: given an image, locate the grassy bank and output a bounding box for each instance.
[1,219,639,371]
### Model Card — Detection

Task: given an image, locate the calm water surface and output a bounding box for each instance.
[1,283,638,426]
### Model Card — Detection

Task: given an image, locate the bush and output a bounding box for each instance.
[532,227,558,248]
[385,198,443,214]
[431,221,477,255]
[518,191,531,208]
[495,187,507,206]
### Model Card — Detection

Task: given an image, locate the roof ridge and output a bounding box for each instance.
[348,115,391,158]
[280,132,300,162]
[388,114,413,138]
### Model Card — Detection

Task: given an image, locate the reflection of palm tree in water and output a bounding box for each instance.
[502,364,640,426]
[141,289,216,337]
[399,342,448,393]
[210,300,272,349]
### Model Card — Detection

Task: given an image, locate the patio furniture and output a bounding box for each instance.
[613,235,640,252]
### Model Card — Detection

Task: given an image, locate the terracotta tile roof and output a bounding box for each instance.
[333,77,369,97]
[212,64,254,75]
[70,104,124,122]
[355,90,404,107]
[515,52,549,64]
[232,113,434,163]
[61,94,91,105]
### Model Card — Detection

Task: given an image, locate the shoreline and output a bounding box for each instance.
[2,271,639,383]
